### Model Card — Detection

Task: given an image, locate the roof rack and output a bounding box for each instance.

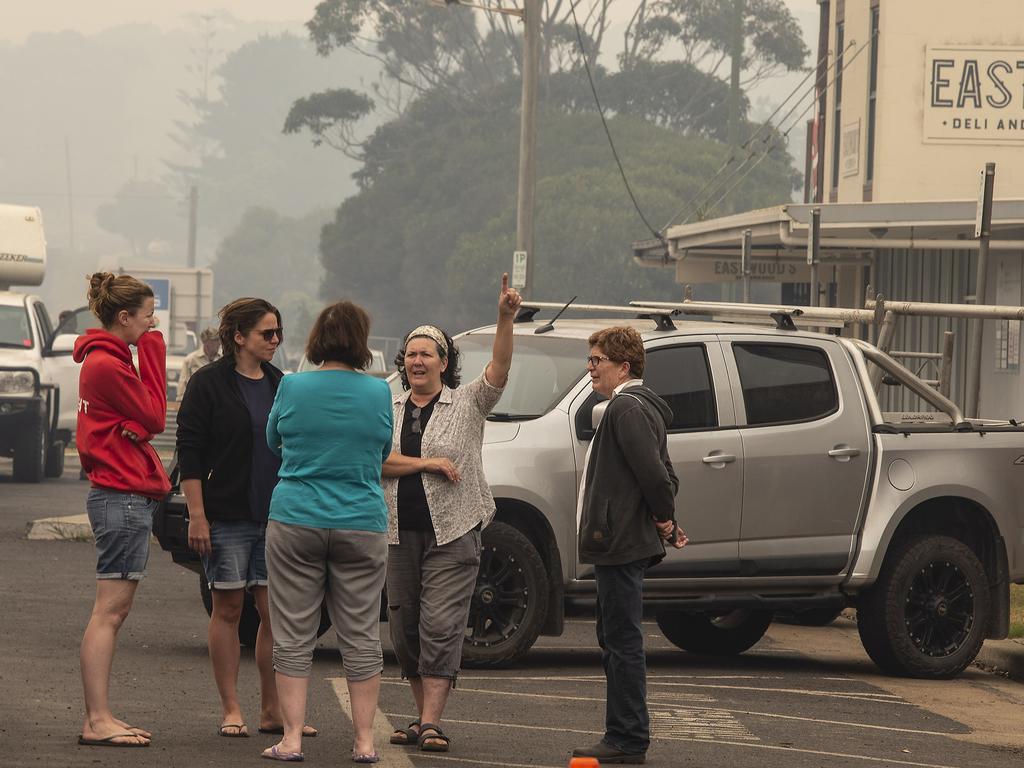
[518,301,677,331]
[629,300,875,331]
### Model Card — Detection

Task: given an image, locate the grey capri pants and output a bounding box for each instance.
[386,527,482,681]
[266,520,388,680]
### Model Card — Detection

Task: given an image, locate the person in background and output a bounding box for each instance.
[73,271,170,748]
[263,300,393,763]
[571,326,686,765]
[177,299,313,740]
[382,274,521,754]
[178,326,221,399]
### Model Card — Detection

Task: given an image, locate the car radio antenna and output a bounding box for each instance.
[535,295,578,334]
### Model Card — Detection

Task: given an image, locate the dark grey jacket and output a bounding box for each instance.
[578,384,679,566]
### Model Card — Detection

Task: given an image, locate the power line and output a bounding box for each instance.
[567,0,665,246]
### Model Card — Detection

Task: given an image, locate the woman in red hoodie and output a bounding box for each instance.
[72,272,170,748]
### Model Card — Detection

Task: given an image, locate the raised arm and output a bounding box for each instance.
[484,272,522,388]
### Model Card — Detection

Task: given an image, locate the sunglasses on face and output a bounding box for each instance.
[255,327,284,342]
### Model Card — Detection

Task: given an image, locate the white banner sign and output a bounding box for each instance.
[923,45,1024,144]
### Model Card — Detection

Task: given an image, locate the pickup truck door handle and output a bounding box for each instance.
[828,445,861,461]
[701,452,736,465]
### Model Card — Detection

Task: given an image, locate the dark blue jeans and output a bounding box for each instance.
[595,559,649,754]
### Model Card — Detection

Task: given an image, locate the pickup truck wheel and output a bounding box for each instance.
[44,440,65,478]
[461,521,549,669]
[857,534,990,679]
[12,420,46,483]
[656,609,773,655]
[198,575,332,647]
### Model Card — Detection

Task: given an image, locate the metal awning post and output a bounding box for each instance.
[741,229,752,303]
[939,330,955,398]
[869,310,897,392]
[966,162,996,418]
[807,207,821,308]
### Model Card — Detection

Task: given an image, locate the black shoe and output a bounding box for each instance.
[572,741,646,764]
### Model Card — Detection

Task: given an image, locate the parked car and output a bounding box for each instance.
[154,305,1024,678]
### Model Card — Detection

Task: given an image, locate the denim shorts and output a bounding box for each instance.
[86,488,157,581]
[202,519,268,591]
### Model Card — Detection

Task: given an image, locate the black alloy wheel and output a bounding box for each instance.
[905,561,974,658]
[462,521,548,668]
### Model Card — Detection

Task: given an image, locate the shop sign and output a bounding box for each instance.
[923,45,1024,144]
[676,257,810,284]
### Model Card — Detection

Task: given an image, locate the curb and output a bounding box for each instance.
[26,513,93,541]
[974,637,1024,682]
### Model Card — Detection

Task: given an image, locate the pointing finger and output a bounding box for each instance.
[501,272,509,294]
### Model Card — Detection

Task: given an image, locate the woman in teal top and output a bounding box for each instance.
[263,300,392,765]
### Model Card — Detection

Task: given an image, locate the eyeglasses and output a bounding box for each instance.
[411,406,423,435]
[256,327,284,342]
[585,354,612,368]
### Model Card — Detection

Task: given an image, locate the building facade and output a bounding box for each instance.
[635,0,1024,417]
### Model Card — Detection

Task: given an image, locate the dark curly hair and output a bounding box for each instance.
[394,326,461,391]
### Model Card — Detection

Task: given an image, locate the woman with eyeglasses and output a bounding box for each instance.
[177,298,315,741]
[382,273,522,753]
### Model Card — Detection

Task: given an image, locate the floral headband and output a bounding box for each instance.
[406,325,448,356]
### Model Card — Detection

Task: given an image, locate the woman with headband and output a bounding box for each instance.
[382,273,522,753]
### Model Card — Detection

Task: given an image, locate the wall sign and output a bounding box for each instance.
[841,120,860,177]
[923,45,1024,144]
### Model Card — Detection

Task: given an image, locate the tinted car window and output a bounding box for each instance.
[644,345,717,430]
[733,343,837,425]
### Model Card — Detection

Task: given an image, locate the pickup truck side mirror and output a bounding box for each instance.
[574,389,608,441]
[48,333,77,355]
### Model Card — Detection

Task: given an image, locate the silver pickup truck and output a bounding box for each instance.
[155,306,1024,679]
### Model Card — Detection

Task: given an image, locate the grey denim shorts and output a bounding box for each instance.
[86,488,157,581]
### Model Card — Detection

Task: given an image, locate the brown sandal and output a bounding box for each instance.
[390,720,420,746]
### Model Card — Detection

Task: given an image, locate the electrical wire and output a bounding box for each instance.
[567,0,666,246]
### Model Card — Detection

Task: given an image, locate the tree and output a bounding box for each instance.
[317,97,798,338]
[167,32,371,235]
[211,206,330,362]
[95,179,185,259]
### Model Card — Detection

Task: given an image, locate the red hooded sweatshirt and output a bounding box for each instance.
[73,329,171,499]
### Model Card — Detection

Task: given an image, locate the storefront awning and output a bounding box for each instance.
[632,199,1024,267]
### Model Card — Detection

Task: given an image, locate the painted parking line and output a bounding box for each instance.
[400,680,950,738]
[457,673,906,704]
[379,709,962,768]
[330,679,415,767]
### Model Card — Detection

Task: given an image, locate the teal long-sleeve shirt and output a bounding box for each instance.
[267,369,393,531]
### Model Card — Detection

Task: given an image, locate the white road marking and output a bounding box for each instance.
[329,679,415,767]
[384,712,601,738]
[383,709,962,768]
[462,673,787,681]
[445,675,906,704]
[651,705,760,742]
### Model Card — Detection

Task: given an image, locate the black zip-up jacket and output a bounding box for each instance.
[578,383,679,566]
[175,355,283,521]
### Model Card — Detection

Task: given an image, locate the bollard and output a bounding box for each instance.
[569,758,600,768]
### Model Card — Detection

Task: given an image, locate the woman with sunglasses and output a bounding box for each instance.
[177,298,314,740]
[382,273,521,753]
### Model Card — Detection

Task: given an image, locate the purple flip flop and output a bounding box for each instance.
[262,745,305,762]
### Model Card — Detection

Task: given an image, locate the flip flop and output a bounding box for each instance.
[259,725,318,737]
[352,750,380,763]
[390,719,420,745]
[262,745,305,762]
[219,723,249,737]
[78,732,150,748]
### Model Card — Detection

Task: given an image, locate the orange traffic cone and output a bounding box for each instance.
[569,758,600,768]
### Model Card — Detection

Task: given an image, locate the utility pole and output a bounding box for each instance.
[727,0,745,152]
[64,136,76,254]
[965,162,996,418]
[516,0,541,298]
[187,185,199,269]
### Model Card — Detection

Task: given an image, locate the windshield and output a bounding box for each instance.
[389,333,586,418]
[0,306,33,349]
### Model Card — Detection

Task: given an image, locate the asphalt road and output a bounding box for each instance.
[3,465,1024,768]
